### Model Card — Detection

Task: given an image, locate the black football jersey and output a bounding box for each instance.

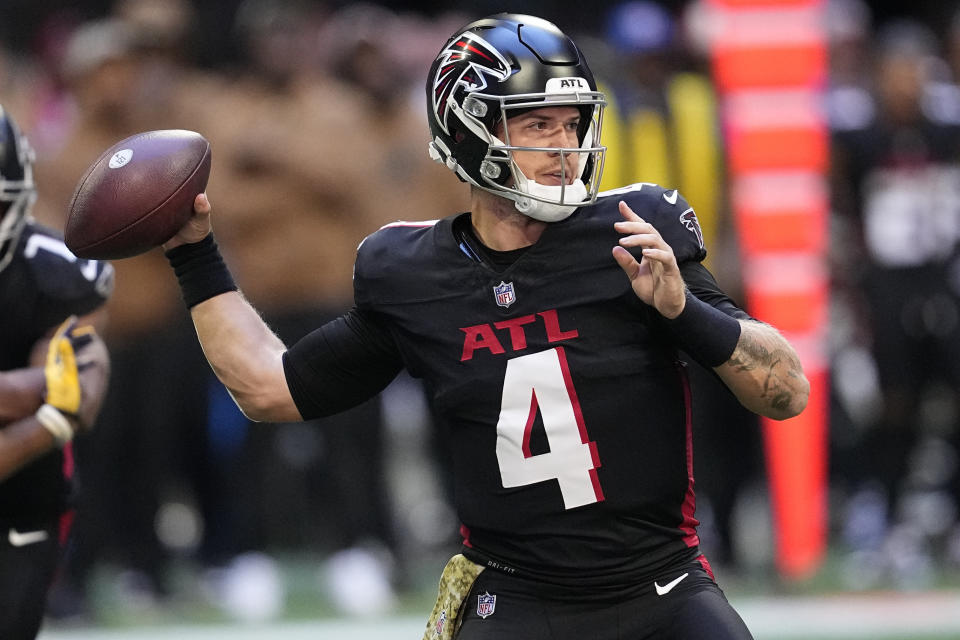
[833,117,960,269]
[284,184,743,589]
[0,222,113,523]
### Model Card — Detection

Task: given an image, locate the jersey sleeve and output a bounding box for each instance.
[23,225,113,330]
[282,306,404,419]
[621,186,707,265]
[352,221,440,308]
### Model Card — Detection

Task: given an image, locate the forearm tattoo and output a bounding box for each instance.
[728,321,806,415]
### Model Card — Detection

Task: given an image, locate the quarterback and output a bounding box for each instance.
[162,14,808,640]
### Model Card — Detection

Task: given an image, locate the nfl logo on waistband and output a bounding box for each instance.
[477,591,496,618]
[493,281,515,308]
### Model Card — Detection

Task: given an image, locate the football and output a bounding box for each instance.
[65,129,211,260]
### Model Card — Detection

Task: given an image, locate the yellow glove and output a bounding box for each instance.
[44,316,95,414]
[37,317,95,445]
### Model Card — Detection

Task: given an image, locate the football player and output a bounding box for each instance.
[0,105,112,639]
[162,14,809,640]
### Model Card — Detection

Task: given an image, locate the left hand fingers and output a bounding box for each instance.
[611,245,641,278]
[632,247,674,266]
[615,228,670,251]
[617,199,641,222]
[614,201,671,252]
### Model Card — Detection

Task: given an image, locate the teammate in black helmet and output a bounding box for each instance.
[162,14,808,639]
[0,105,112,639]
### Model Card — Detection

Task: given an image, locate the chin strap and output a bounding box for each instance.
[512,179,589,222]
[429,132,593,223]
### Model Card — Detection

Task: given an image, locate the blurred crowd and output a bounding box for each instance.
[826,0,960,590]
[2,0,960,626]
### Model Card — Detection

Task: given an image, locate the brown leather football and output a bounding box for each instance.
[65,129,211,260]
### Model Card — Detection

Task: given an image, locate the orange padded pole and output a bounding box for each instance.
[708,0,829,579]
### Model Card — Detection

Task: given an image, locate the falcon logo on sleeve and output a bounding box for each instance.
[431,32,511,135]
[679,208,704,249]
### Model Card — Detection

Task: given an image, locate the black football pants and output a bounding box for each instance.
[455,561,754,640]
[0,523,60,640]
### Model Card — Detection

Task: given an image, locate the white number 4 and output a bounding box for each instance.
[495,347,604,510]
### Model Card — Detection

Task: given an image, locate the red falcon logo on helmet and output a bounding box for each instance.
[432,32,511,135]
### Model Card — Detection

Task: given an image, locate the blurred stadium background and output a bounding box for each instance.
[4,0,960,637]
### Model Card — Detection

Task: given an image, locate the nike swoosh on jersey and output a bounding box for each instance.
[663,190,679,205]
[654,571,689,595]
[8,528,49,547]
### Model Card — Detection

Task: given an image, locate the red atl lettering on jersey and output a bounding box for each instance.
[494,314,537,350]
[460,309,578,361]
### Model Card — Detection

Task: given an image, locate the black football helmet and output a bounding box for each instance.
[426,14,606,222]
[0,105,36,272]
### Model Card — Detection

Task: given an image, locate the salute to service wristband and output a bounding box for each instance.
[165,234,238,308]
[664,291,742,368]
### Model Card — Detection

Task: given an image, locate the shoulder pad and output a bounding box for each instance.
[356,220,439,277]
[354,219,440,306]
[597,183,707,263]
[21,224,114,309]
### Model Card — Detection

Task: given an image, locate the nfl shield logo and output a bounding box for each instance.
[493,281,516,308]
[477,591,496,619]
[434,609,446,636]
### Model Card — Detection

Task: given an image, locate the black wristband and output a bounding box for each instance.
[664,291,742,367]
[164,234,237,308]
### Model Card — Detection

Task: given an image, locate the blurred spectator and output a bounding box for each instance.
[948,10,960,83]
[0,11,79,158]
[595,0,679,191]
[922,8,960,127]
[830,18,960,587]
[824,0,876,132]
[594,0,732,279]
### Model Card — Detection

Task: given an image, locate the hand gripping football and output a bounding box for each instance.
[65,129,211,260]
